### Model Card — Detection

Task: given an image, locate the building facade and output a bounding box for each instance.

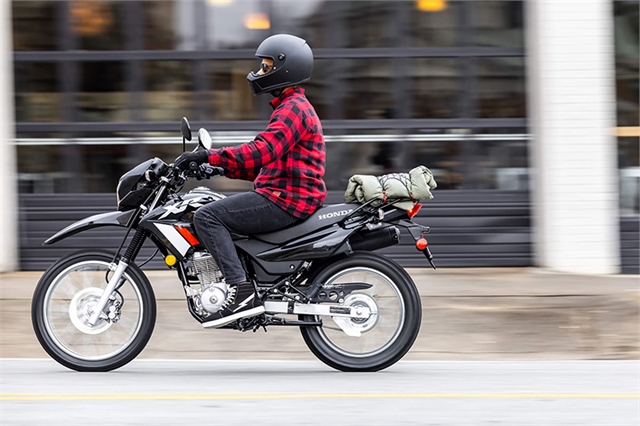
[2,0,638,273]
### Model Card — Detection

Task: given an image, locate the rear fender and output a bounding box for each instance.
[43,210,134,245]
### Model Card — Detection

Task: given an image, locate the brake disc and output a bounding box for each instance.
[68,287,113,335]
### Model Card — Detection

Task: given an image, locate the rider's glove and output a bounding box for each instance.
[196,165,224,180]
[174,150,210,171]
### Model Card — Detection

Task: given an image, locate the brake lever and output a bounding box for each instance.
[167,164,190,183]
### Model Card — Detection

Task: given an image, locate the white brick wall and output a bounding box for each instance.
[526,0,620,274]
[0,0,18,272]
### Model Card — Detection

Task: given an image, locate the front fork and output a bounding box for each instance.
[88,261,128,325]
[88,228,148,326]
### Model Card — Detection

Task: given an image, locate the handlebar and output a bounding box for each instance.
[166,162,223,184]
[193,164,224,180]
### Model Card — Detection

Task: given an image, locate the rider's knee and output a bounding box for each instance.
[193,207,208,227]
[194,205,220,227]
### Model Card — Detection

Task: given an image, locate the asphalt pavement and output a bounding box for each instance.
[1,359,638,425]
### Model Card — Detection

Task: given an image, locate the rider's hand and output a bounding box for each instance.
[174,150,210,171]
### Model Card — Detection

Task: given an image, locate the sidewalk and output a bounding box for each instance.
[1,268,638,360]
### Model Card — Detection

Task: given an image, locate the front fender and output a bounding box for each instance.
[43,210,134,245]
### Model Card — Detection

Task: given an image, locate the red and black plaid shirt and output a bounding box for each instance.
[207,87,326,219]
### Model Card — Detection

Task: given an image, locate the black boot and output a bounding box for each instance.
[202,281,265,328]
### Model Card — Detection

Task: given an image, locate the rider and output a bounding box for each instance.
[174,34,326,328]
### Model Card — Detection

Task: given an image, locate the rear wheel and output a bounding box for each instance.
[31,251,156,372]
[300,252,422,372]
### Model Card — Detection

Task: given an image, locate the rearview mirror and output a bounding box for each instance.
[198,128,212,150]
[180,117,192,141]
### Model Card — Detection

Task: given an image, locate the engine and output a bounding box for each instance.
[186,252,235,316]
[191,251,223,284]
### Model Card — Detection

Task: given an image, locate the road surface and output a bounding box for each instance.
[1,360,638,425]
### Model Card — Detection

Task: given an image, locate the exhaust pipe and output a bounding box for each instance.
[349,226,400,252]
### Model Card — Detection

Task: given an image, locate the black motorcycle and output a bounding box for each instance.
[31,118,436,372]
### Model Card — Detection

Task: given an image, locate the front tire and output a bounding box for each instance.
[31,251,156,372]
[300,252,422,372]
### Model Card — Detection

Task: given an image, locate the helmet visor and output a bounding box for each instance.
[257,62,275,74]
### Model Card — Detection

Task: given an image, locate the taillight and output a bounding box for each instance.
[416,238,428,251]
[175,226,200,246]
[407,203,422,219]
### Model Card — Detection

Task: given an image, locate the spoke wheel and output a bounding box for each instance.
[316,267,404,357]
[300,252,422,372]
[32,251,156,372]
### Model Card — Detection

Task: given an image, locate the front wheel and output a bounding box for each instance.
[300,252,422,372]
[31,251,156,372]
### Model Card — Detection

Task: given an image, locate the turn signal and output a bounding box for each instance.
[407,203,422,218]
[416,238,428,251]
[165,255,177,266]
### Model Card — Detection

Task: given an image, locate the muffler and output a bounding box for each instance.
[349,226,400,252]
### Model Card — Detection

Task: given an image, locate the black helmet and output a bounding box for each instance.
[246,34,313,96]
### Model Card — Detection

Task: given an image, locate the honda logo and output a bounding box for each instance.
[318,209,353,220]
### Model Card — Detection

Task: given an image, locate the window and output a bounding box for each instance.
[615,1,639,127]
[206,0,270,50]
[403,138,464,190]
[614,1,639,215]
[345,1,393,48]
[323,131,409,191]
[342,59,394,120]
[301,59,330,121]
[12,0,529,197]
[71,1,126,50]
[469,129,529,190]
[144,61,195,122]
[270,0,327,48]
[81,145,130,193]
[12,1,57,51]
[13,63,61,123]
[477,57,526,118]
[77,62,128,122]
[472,1,524,47]
[409,0,460,47]
[17,146,66,193]
[208,60,260,121]
[411,58,459,119]
[143,1,182,50]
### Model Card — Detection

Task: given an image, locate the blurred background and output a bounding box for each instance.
[1,0,638,272]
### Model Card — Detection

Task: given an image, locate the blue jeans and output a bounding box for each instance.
[193,191,299,285]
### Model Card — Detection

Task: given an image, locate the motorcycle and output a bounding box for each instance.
[31,118,436,372]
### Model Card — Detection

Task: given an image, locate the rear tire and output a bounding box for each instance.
[300,252,422,372]
[31,251,156,372]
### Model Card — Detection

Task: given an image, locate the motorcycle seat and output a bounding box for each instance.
[250,203,361,245]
